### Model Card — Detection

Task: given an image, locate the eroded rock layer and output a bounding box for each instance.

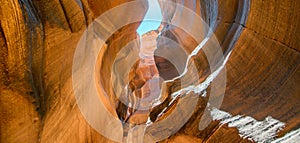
[0,0,299,143]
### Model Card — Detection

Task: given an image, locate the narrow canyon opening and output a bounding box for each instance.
[1,0,299,142]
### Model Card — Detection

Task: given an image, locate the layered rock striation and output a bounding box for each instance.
[0,0,299,142]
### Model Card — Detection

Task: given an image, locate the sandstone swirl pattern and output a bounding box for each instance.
[0,0,299,142]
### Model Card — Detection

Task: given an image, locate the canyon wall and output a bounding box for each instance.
[0,0,299,142]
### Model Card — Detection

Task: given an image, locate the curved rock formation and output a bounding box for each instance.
[0,0,299,142]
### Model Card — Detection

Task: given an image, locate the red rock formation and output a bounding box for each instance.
[0,0,299,142]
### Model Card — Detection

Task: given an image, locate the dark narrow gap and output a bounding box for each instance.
[80,0,90,27]
[58,0,74,32]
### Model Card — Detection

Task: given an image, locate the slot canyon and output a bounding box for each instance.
[0,0,299,142]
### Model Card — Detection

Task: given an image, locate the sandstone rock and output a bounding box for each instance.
[0,0,299,142]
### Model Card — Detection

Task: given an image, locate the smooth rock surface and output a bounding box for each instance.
[0,0,299,142]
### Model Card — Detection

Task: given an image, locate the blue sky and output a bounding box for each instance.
[136,0,163,35]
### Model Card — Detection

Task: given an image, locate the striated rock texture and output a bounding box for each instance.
[0,0,299,143]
